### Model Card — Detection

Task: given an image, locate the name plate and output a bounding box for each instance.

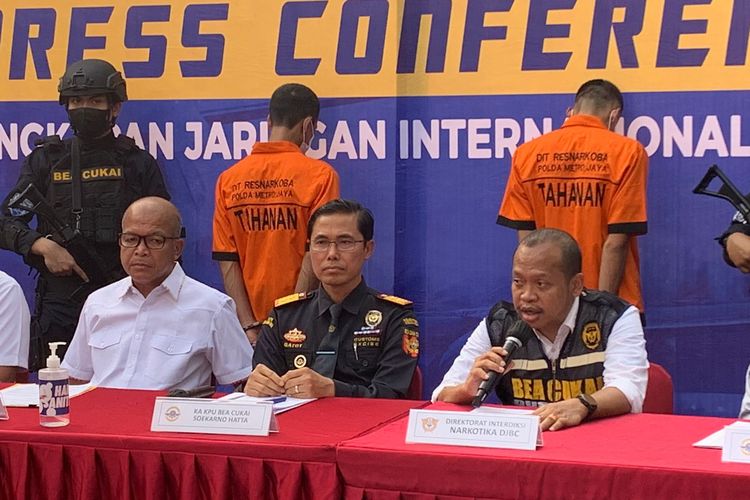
[405,409,540,450]
[150,397,277,436]
[722,421,750,463]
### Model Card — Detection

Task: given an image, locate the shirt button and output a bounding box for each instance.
[361,360,369,367]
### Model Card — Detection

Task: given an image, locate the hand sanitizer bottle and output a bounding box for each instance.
[39,342,70,427]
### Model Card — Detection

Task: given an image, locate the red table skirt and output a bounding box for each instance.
[0,442,338,500]
[337,403,750,500]
[0,387,425,499]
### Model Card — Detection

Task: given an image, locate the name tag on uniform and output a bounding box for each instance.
[405,408,541,450]
[150,397,278,436]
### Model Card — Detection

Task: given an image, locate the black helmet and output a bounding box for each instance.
[58,59,127,105]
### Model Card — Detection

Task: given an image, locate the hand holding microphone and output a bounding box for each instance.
[471,320,534,408]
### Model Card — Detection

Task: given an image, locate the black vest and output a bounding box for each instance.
[486,290,630,407]
[41,135,135,246]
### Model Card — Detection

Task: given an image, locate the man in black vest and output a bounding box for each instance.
[434,228,648,431]
[0,59,169,371]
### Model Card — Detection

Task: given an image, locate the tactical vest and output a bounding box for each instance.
[486,290,630,407]
[39,135,136,246]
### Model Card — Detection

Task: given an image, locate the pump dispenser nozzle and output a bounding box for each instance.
[46,342,67,369]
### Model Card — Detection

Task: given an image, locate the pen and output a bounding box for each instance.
[265,396,287,403]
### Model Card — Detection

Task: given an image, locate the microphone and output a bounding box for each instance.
[472,320,534,408]
[167,385,216,398]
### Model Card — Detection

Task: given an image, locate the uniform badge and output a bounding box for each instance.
[582,322,601,350]
[402,328,419,358]
[365,310,382,328]
[284,328,306,344]
[294,354,307,369]
[263,316,274,328]
[402,317,419,327]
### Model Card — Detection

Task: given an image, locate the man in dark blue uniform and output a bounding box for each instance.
[0,59,170,370]
[245,199,419,399]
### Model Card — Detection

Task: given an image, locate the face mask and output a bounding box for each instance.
[68,107,112,140]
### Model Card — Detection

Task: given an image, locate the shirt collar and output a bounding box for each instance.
[316,278,368,317]
[121,262,185,301]
[251,141,302,155]
[533,296,580,354]
[561,114,607,130]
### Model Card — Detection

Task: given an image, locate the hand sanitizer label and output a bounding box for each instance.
[39,380,69,416]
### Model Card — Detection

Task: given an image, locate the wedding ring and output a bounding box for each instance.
[295,385,300,394]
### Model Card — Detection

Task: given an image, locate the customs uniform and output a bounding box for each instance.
[253,279,419,398]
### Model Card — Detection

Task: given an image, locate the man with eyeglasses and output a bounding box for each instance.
[213,83,339,347]
[0,59,169,371]
[244,199,419,399]
[433,229,647,431]
[61,197,252,390]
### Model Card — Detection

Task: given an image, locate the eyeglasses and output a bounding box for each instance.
[118,233,180,250]
[310,238,365,253]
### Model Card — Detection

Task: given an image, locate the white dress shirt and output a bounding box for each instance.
[431,297,649,412]
[62,263,252,390]
[0,271,30,369]
[740,364,750,419]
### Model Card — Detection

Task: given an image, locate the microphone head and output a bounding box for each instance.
[506,320,534,344]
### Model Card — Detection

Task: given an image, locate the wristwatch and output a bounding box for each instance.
[577,393,598,420]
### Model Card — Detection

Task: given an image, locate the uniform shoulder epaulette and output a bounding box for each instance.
[377,293,412,306]
[274,291,313,308]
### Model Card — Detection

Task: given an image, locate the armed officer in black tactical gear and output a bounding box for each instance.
[0,58,170,371]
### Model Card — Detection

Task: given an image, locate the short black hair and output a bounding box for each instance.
[518,228,582,279]
[574,79,623,111]
[269,83,320,128]
[308,199,374,241]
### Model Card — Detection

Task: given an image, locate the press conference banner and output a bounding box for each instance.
[1,1,749,415]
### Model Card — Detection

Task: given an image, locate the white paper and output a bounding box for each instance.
[0,383,95,407]
[215,392,316,414]
[693,428,726,449]
[694,421,750,449]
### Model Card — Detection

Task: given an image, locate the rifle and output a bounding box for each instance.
[8,183,116,300]
[693,165,750,221]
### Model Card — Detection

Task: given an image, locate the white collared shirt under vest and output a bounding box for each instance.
[63,263,252,389]
[431,297,648,412]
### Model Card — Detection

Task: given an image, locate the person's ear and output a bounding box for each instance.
[608,107,622,130]
[173,239,185,261]
[570,272,584,296]
[364,240,374,260]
